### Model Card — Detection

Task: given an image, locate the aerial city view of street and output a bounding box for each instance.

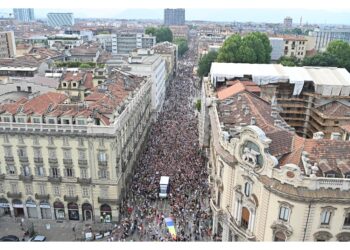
[1,0,350,243]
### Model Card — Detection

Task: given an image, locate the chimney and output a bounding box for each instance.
[250,117,256,125]
[313,131,325,140]
[274,119,282,126]
[330,132,341,140]
[237,94,242,101]
[271,111,278,118]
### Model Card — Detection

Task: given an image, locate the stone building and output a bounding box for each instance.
[199,64,350,242]
[0,70,152,223]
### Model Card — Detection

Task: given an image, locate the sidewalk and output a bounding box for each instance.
[0,216,113,241]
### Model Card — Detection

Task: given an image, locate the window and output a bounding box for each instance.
[63,149,71,159]
[63,137,69,146]
[32,117,41,123]
[326,173,336,178]
[65,168,73,177]
[241,207,250,230]
[4,147,12,157]
[17,117,25,123]
[3,134,9,143]
[11,183,18,193]
[62,119,70,125]
[18,148,27,157]
[77,119,86,125]
[18,135,24,144]
[3,116,11,123]
[99,138,104,147]
[72,82,77,88]
[98,151,107,161]
[23,166,30,176]
[28,86,32,93]
[67,186,75,197]
[344,212,350,227]
[321,210,332,225]
[98,169,109,179]
[78,138,84,147]
[48,136,54,145]
[34,148,41,158]
[36,166,45,177]
[8,165,16,175]
[53,186,60,196]
[80,168,88,178]
[48,149,56,159]
[33,136,39,145]
[17,86,21,91]
[51,167,59,178]
[38,184,46,195]
[78,150,86,160]
[63,82,67,88]
[244,182,252,197]
[48,118,55,124]
[279,206,290,222]
[82,187,89,198]
[25,184,33,195]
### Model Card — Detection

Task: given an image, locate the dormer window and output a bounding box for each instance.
[62,119,70,125]
[72,82,77,88]
[2,116,11,122]
[76,119,86,125]
[47,118,55,124]
[326,173,336,178]
[32,117,41,124]
[62,82,67,88]
[16,117,25,123]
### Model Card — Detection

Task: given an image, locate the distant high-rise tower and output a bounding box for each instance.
[47,13,74,27]
[13,8,35,22]
[164,8,185,26]
[284,16,293,28]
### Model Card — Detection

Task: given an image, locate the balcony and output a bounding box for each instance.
[35,193,50,200]
[5,156,14,162]
[98,160,108,167]
[63,159,73,166]
[48,176,62,183]
[0,174,5,180]
[19,174,33,182]
[34,157,44,164]
[48,158,58,164]
[77,177,92,185]
[64,195,78,202]
[78,159,88,166]
[7,192,22,199]
[19,156,29,163]
[98,197,120,205]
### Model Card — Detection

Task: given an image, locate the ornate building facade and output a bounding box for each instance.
[0,70,152,223]
[199,68,350,242]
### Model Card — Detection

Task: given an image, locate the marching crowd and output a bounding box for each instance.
[109,38,212,242]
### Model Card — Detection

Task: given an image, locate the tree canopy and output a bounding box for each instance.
[197,51,218,77]
[278,56,301,67]
[174,38,189,57]
[145,26,173,43]
[217,32,272,64]
[303,40,350,71]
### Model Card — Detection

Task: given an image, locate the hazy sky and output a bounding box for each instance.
[2,0,350,25]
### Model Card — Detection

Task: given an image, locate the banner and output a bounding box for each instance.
[164,217,176,240]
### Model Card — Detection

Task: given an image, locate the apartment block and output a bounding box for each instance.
[164,8,185,26]
[0,31,16,59]
[47,13,74,27]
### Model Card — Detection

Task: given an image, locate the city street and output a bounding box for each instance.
[110,37,212,242]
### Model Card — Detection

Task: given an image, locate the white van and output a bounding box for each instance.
[159,176,170,198]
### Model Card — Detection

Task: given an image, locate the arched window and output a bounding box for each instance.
[274,231,286,241]
[241,207,250,230]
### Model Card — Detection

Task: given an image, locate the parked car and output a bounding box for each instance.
[0,235,20,241]
[28,235,46,241]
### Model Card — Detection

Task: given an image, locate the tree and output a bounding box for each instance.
[175,38,188,57]
[278,56,301,67]
[145,26,173,43]
[217,32,272,64]
[197,51,218,77]
[302,40,350,71]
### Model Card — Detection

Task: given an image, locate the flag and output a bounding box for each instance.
[164,217,176,240]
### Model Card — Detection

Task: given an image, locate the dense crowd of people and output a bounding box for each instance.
[109,37,212,242]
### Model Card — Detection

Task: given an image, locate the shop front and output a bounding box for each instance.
[12,199,24,217]
[100,204,112,223]
[0,198,10,216]
[82,203,93,221]
[26,199,38,218]
[54,201,65,220]
[40,200,52,219]
[68,202,79,220]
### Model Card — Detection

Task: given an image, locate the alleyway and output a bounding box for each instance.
[110,37,212,242]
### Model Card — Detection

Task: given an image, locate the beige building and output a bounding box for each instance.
[199,64,350,242]
[0,70,152,223]
[278,35,307,59]
[169,25,189,41]
[153,41,178,81]
[0,31,16,59]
